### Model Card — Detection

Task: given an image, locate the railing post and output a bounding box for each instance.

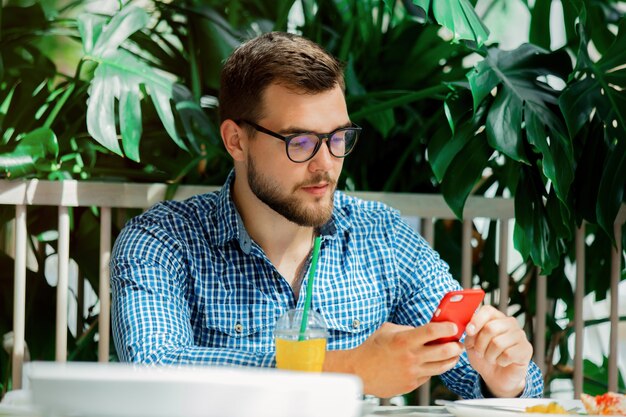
[534,271,547,375]
[461,219,472,288]
[12,205,27,389]
[498,220,510,312]
[55,206,70,362]
[608,222,622,392]
[98,207,112,362]
[418,218,435,406]
[574,224,585,398]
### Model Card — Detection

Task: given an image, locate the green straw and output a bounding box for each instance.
[299,236,322,341]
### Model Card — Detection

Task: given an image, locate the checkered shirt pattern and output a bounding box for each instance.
[110,170,543,399]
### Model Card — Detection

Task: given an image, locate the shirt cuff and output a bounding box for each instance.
[475,361,544,398]
[260,352,277,368]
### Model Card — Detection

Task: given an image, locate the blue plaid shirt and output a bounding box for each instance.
[111,170,543,399]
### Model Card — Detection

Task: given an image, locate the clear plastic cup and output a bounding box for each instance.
[274,309,328,372]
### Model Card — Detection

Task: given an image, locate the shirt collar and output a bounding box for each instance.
[212,170,246,249]
[322,192,352,239]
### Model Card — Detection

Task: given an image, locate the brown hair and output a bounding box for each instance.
[219,32,345,123]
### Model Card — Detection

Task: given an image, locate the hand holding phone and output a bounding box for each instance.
[427,289,485,345]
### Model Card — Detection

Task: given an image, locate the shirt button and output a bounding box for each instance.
[234,323,244,333]
[352,319,361,329]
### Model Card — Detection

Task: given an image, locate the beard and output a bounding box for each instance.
[247,156,336,227]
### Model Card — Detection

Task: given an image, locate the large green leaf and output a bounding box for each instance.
[571,121,606,224]
[429,120,473,182]
[348,85,449,120]
[525,111,574,203]
[412,0,489,46]
[428,90,482,183]
[585,4,618,55]
[596,134,626,239]
[582,358,626,396]
[467,44,574,202]
[182,3,243,91]
[79,5,206,161]
[0,127,58,177]
[0,44,56,145]
[513,169,562,274]
[441,132,492,218]
[560,18,626,237]
[560,18,626,141]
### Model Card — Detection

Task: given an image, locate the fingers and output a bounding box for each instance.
[392,324,464,370]
[466,305,503,339]
[352,322,466,398]
[398,321,459,348]
[482,328,527,365]
[420,341,464,363]
[464,305,533,367]
[492,338,532,367]
[417,353,462,376]
[465,312,512,352]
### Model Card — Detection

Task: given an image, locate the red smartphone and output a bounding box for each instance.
[427,288,485,344]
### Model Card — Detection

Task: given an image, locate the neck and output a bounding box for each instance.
[231,171,315,267]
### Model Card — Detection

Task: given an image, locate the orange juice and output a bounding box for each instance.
[275,337,327,372]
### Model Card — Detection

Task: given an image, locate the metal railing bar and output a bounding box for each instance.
[76,268,84,337]
[498,220,509,312]
[535,272,547,375]
[98,207,112,362]
[418,217,435,406]
[462,220,472,288]
[608,222,622,392]
[574,225,585,398]
[55,206,70,362]
[11,205,27,389]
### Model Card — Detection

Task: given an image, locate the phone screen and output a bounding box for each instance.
[427,288,485,344]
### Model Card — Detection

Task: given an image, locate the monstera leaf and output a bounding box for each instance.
[428,90,492,218]
[412,0,489,46]
[79,5,208,161]
[467,44,574,203]
[433,44,576,272]
[560,18,626,238]
[0,127,58,178]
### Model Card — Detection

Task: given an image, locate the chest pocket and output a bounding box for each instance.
[320,296,385,350]
[204,302,281,352]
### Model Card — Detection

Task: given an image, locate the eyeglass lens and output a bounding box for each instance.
[288,129,357,162]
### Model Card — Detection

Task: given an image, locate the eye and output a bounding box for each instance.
[330,133,346,144]
[288,135,317,150]
[341,129,358,142]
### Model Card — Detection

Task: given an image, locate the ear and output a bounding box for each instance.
[220,119,247,162]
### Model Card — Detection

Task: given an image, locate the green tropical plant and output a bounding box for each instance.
[1,0,624,400]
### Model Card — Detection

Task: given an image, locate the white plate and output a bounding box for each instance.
[26,361,363,417]
[445,398,599,417]
[365,405,452,416]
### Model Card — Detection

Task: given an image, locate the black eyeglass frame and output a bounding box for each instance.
[237,119,361,163]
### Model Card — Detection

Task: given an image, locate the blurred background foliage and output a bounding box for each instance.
[0,0,625,401]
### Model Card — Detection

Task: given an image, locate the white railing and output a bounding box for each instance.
[1,179,624,401]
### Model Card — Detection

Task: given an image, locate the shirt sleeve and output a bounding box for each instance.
[110,218,275,368]
[388,217,544,399]
[439,353,544,399]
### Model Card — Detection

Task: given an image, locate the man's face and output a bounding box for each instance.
[244,83,349,227]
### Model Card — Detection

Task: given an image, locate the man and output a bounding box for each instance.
[111,32,543,399]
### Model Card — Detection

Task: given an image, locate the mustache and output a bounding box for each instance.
[296,173,336,188]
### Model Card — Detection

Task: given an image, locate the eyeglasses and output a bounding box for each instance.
[238,120,361,163]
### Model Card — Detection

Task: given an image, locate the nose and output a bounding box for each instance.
[308,137,335,172]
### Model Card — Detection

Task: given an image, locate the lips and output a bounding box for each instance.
[301,183,330,196]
